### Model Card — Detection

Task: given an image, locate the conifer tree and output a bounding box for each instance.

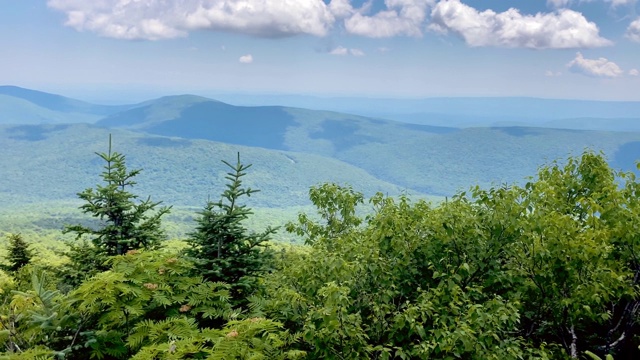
[185,153,275,304]
[65,135,171,257]
[3,233,33,273]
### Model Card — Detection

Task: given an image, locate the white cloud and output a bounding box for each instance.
[567,52,623,77]
[329,46,364,56]
[630,69,640,76]
[545,70,562,77]
[239,54,253,64]
[329,0,354,18]
[344,0,435,38]
[430,0,612,49]
[626,18,640,42]
[377,47,391,52]
[47,0,348,40]
[329,46,349,55]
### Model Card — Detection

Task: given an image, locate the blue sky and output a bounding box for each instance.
[1,0,640,102]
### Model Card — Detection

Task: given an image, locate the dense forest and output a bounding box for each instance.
[1,140,639,359]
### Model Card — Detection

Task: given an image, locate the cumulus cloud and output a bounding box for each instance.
[430,0,612,49]
[329,46,364,56]
[567,52,623,77]
[329,0,355,18]
[630,69,640,76]
[626,18,640,42]
[239,54,253,63]
[47,0,351,40]
[345,0,435,38]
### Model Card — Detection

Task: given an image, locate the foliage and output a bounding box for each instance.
[262,152,640,359]
[185,153,276,306]
[64,135,171,257]
[3,149,640,359]
[0,270,82,359]
[1,233,33,273]
[285,183,364,246]
[130,318,305,360]
[70,250,233,358]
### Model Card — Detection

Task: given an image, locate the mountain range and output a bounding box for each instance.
[3,85,640,236]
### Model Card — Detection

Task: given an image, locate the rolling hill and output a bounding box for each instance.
[0,85,133,125]
[0,123,410,208]
[209,93,640,129]
[4,86,640,205]
[4,86,640,240]
[94,95,640,195]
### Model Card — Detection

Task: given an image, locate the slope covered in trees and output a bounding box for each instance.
[1,143,639,359]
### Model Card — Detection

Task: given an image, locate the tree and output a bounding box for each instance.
[64,135,171,257]
[185,153,275,306]
[3,233,33,273]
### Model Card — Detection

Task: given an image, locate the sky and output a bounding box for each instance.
[1,0,640,103]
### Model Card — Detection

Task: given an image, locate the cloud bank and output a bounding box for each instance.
[430,0,612,49]
[47,0,344,39]
[47,0,612,49]
[567,52,623,77]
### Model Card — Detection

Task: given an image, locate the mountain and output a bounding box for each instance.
[96,95,457,152]
[0,123,410,209]
[4,86,640,207]
[95,95,640,195]
[540,118,640,132]
[208,93,640,125]
[0,85,133,125]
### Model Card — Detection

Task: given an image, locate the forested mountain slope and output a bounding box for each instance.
[0,86,132,124]
[0,124,408,208]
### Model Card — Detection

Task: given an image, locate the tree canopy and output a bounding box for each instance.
[1,149,639,359]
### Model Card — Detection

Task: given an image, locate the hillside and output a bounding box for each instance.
[97,95,456,152]
[4,87,640,207]
[0,123,410,209]
[211,93,640,128]
[0,85,132,125]
[94,95,640,195]
[4,89,640,244]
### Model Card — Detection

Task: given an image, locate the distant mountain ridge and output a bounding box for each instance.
[210,93,640,124]
[3,85,640,130]
[0,85,134,125]
[3,85,640,208]
[95,94,457,152]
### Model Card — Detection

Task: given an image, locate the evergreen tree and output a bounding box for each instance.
[64,135,171,257]
[185,153,275,305]
[3,233,33,273]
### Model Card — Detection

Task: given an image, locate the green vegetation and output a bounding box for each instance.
[0,124,409,209]
[65,135,171,256]
[1,144,639,359]
[185,153,276,307]
[1,234,33,273]
[3,87,640,358]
